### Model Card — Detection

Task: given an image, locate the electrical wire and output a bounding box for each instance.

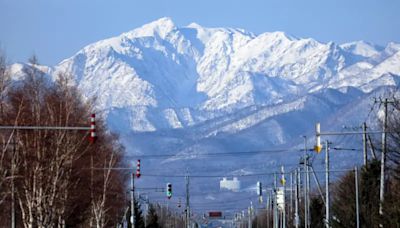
[134,168,354,178]
[124,148,294,159]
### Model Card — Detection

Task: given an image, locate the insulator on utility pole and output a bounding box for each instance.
[136,159,141,178]
[89,113,97,143]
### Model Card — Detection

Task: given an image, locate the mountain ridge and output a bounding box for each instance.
[9,18,399,144]
[6,17,400,217]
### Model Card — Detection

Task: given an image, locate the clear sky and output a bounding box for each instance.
[1,0,399,65]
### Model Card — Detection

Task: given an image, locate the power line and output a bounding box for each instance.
[122,146,361,161]
[331,147,361,151]
[89,164,355,178]
[124,149,293,159]
[149,195,256,206]
[134,169,354,178]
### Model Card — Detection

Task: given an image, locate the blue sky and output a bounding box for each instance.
[0,0,399,65]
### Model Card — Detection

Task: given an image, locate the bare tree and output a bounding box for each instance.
[0,56,126,227]
[386,92,400,172]
[92,147,120,228]
[0,50,10,116]
[0,51,13,217]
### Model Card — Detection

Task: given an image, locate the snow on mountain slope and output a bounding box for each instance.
[8,18,400,212]
[10,17,399,145]
[49,18,398,135]
[340,41,383,58]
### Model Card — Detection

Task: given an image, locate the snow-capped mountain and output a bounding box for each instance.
[9,18,400,212]
[48,17,399,136]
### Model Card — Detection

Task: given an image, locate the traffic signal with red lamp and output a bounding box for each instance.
[89,113,97,143]
[136,159,141,178]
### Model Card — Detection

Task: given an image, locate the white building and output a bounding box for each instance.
[220,177,241,192]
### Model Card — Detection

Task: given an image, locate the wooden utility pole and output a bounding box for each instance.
[355,167,360,228]
[303,136,310,228]
[11,139,15,228]
[290,171,293,218]
[362,122,368,166]
[185,172,190,228]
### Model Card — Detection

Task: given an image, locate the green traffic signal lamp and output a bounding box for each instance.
[166,183,172,199]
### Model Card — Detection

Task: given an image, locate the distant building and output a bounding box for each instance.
[220,177,240,192]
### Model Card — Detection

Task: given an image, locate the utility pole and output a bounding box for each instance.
[362,122,368,166]
[290,171,293,218]
[11,138,15,228]
[355,167,360,228]
[131,168,135,228]
[325,140,330,228]
[274,173,278,228]
[248,202,253,228]
[379,98,394,226]
[303,136,309,228]
[281,166,286,228]
[266,192,270,228]
[248,205,251,228]
[144,194,149,227]
[244,211,246,228]
[90,147,94,228]
[314,117,397,227]
[294,169,299,228]
[185,172,190,228]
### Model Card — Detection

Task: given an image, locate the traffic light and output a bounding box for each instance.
[166,183,172,199]
[257,181,262,196]
[314,122,322,153]
[136,159,141,178]
[89,113,97,143]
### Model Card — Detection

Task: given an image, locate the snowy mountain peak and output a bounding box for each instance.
[264,31,296,42]
[45,18,400,135]
[186,22,203,29]
[340,40,382,58]
[124,17,176,39]
[385,42,400,55]
[15,18,397,206]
